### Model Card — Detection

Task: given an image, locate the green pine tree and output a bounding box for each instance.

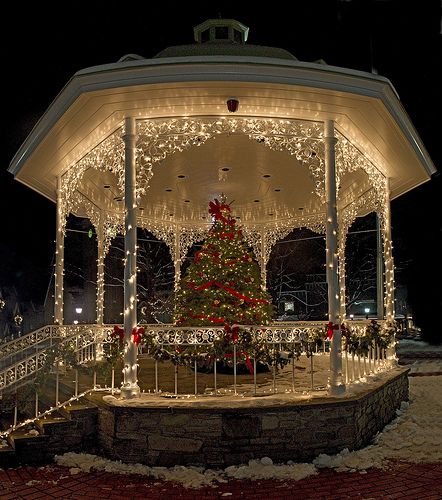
[175,198,274,328]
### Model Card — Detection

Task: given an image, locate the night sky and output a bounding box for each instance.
[1,1,441,337]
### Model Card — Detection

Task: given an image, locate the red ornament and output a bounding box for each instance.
[226,98,239,113]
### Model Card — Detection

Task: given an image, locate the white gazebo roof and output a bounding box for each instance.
[9,28,436,231]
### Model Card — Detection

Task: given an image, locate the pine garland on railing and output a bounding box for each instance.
[342,319,397,355]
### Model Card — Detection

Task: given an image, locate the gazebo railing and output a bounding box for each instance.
[0,325,112,393]
[0,325,59,361]
[0,321,396,439]
[1,321,391,395]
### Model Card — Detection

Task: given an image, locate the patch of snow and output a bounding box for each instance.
[0,439,8,448]
[225,460,317,481]
[397,339,442,353]
[409,360,442,373]
[26,480,41,486]
[27,429,39,436]
[55,375,442,488]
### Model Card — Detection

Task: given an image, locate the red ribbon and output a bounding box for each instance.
[187,280,269,305]
[218,231,235,240]
[327,322,340,340]
[131,326,145,345]
[112,325,125,343]
[188,313,225,324]
[224,351,254,374]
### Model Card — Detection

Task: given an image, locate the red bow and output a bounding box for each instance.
[112,325,125,343]
[131,326,145,345]
[209,199,231,224]
[224,324,239,343]
[326,322,340,340]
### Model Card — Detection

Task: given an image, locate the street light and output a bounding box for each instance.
[75,307,83,314]
[364,307,370,320]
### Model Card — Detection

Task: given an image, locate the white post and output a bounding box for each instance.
[174,229,181,291]
[324,120,345,395]
[95,217,105,361]
[338,230,347,320]
[260,229,267,289]
[96,217,105,325]
[54,176,65,325]
[383,179,395,323]
[121,117,141,399]
[376,213,384,319]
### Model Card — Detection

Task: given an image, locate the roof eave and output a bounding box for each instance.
[8,55,436,181]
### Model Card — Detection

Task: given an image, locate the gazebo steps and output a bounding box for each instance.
[0,399,98,468]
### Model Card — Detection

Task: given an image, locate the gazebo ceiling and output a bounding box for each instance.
[9,56,436,213]
[79,133,321,224]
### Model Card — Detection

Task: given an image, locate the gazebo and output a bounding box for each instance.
[8,19,436,401]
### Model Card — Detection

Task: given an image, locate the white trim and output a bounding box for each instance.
[8,56,436,182]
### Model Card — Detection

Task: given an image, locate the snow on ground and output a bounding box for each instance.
[408,360,442,374]
[397,339,442,353]
[54,375,442,488]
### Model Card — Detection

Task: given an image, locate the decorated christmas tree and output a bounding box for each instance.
[175,198,274,328]
[174,198,274,372]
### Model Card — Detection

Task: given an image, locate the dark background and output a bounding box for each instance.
[1,1,440,340]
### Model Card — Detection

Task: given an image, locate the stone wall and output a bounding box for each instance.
[97,367,409,468]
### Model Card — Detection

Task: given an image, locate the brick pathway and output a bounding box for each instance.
[0,461,441,499]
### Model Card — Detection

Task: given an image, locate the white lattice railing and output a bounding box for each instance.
[0,325,113,392]
[0,325,58,360]
[0,320,391,394]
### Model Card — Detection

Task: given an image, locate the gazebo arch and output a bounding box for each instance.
[52,113,396,398]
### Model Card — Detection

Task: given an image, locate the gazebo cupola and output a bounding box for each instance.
[193,18,249,44]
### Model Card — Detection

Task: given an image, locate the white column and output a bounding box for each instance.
[121,117,140,399]
[174,228,181,291]
[383,179,395,323]
[95,216,105,360]
[54,176,65,325]
[338,229,347,320]
[260,229,267,289]
[376,212,384,319]
[96,217,105,325]
[324,120,345,395]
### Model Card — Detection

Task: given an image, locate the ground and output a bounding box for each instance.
[1,339,441,499]
[0,461,441,499]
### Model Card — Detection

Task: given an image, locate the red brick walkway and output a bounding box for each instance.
[0,461,441,499]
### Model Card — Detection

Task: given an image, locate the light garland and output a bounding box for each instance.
[54,115,396,355]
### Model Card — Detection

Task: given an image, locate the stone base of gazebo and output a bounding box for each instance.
[96,367,409,468]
